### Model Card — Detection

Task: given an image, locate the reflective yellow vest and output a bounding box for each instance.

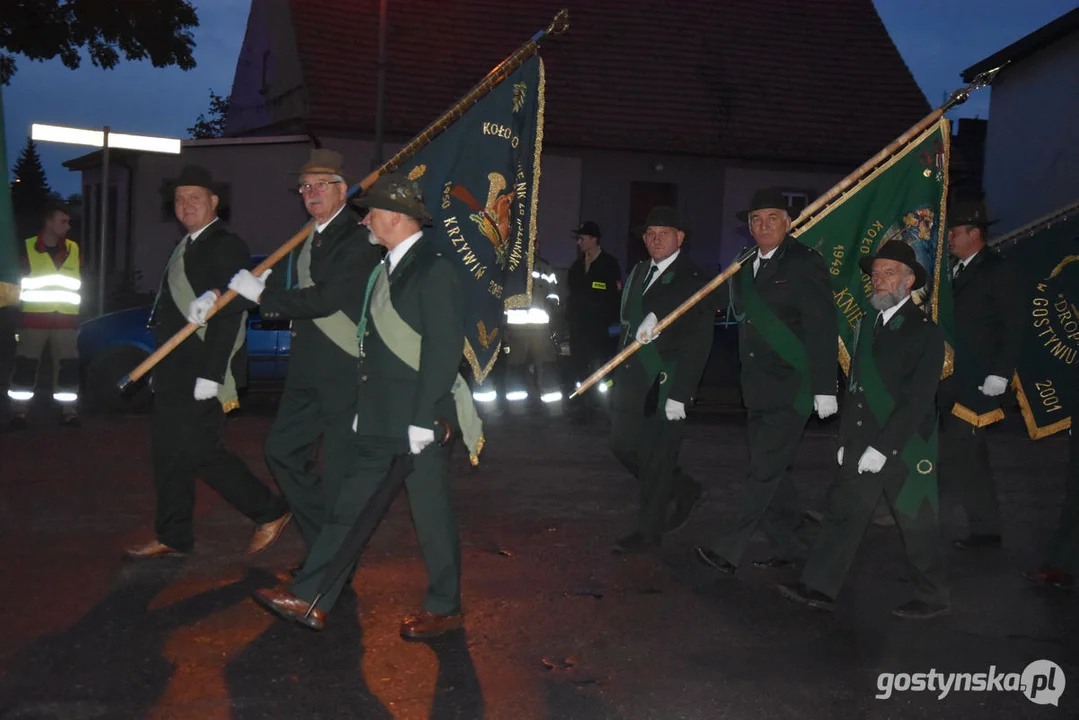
[20,237,82,316]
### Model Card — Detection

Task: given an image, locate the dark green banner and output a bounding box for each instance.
[791,119,954,376]
[1003,210,1079,439]
[397,56,544,382]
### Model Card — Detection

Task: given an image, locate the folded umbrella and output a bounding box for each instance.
[304,421,453,619]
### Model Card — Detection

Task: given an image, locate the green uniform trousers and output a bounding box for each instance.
[707,407,810,566]
[289,436,461,616]
[265,380,358,546]
[610,407,695,539]
[1044,428,1079,573]
[800,461,950,605]
[940,411,1000,536]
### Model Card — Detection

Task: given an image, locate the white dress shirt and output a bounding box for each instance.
[315,203,346,233]
[643,250,680,292]
[387,231,424,274]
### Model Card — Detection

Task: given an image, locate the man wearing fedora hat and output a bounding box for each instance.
[221,149,380,554]
[566,220,622,418]
[779,240,950,619]
[125,165,291,560]
[696,188,838,575]
[251,171,480,638]
[939,199,1023,550]
[609,205,715,554]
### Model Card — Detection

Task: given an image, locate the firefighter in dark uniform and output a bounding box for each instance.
[696,188,838,573]
[609,206,715,554]
[939,199,1023,549]
[778,241,951,619]
[226,149,381,548]
[566,221,621,416]
[125,165,291,559]
[251,172,482,639]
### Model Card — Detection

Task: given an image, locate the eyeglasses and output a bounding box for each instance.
[297,180,342,195]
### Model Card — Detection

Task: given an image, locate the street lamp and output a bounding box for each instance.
[30,122,181,315]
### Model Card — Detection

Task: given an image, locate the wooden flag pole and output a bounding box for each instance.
[118,10,570,392]
[568,64,1006,400]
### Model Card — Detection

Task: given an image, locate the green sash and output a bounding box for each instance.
[358,264,484,465]
[619,263,675,404]
[854,315,939,518]
[739,267,811,416]
[166,237,246,412]
[297,225,360,358]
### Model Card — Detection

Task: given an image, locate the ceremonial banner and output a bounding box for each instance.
[397,56,544,382]
[1003,207,1079,439]
[0,85,20,307]
[792,118,953,375]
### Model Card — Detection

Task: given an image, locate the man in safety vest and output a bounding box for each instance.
[502,254,563,410]
[8,202,82,428]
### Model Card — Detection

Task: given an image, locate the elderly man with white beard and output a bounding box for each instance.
[777,240,951,620]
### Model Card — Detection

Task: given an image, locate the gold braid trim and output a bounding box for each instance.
[1012,373,1071,440]
[950,402,1004,428]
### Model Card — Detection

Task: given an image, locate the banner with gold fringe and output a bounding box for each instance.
[791,118,954,378]
[396,55,544,383]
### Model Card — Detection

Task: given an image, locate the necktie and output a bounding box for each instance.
[873,312,885,337]
[953,261,965,280]
[641,264,657,294]
[754,255,769,278]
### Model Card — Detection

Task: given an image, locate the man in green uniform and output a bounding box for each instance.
[779,241,949,618]
[939,200,1023,550]
[251,172,480,639]
[224,149,380,550]
[695,188,838,573]
[1023,386,1079,589]
[609,206,715,554]
[126,165,291,559]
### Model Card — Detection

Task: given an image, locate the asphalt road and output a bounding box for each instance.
[0,399,1076,719]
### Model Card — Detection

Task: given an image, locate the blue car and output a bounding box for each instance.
[79,256,291,413]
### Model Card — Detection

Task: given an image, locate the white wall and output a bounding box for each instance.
[982,32,1079,233]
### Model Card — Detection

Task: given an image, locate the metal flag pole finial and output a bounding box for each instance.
[942,62,1008,114]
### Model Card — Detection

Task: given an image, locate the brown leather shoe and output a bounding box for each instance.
[247,512,292,555]
[124,540,186,560]
[1023,568,1075,589]
[252,586,325,630]
[399,611,464,640]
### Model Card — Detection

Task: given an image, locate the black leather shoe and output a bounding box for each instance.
[892,599,950,619]
[666,485,707,533]
[777,582,834,611]
[953,534,1001,550]
[613,532,659,555]
[752,556,794,569]
[694,547,736,574]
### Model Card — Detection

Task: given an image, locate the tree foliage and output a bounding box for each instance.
[1,0,200,85]
[187,89,231,139]
[10,139,52,222]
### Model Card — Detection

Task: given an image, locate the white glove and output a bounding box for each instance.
[228,268,271,303]
[352,414,358,432]
[837,447,844,466]
[193,377,219,401]
[408,424,436,455]
[978,374,1008,397]
[664,398,686,421]
[814,395,838,419]
[857,446,887,474]
[186,290,218,325]
[636,312,660,344]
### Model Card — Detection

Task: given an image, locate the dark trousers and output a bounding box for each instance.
[1045,428,1079,573]
[151,373,285,551]
[940,411,999,536]
[290,436,461,616]
[265,377,357,546]
[800,459,949,605]
[610,407,695,539]
[708,407,810,566]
